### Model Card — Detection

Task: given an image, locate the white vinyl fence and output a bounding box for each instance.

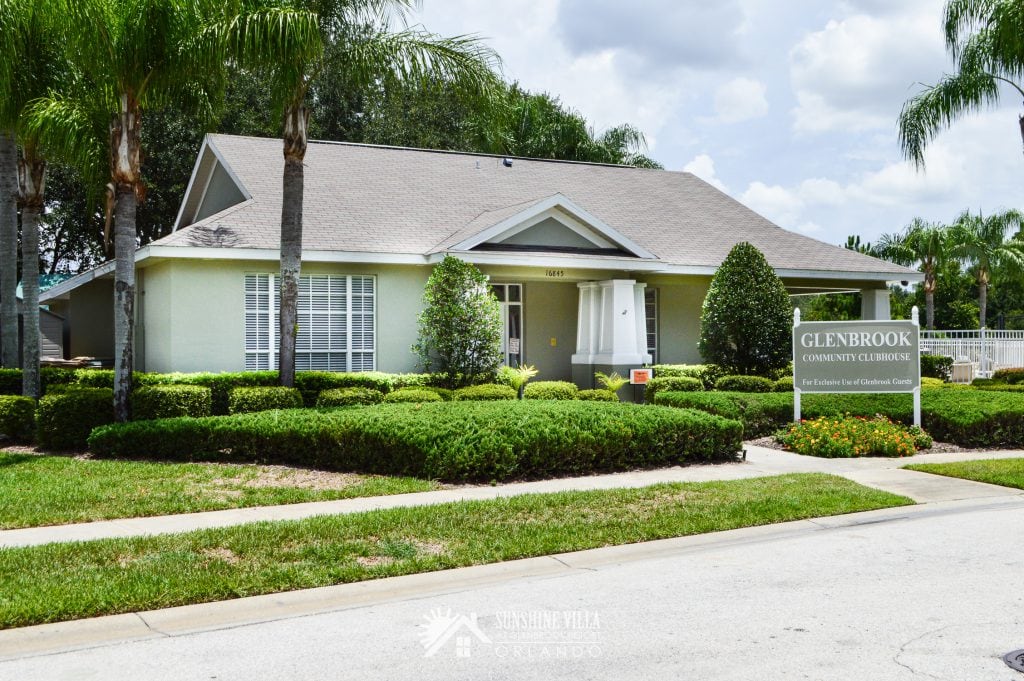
[919,330,1024,378]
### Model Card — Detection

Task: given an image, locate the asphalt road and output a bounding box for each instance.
[5,497,1024,681]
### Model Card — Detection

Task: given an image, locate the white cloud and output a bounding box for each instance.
[798,178,846,206]
[789,9,946,133]
[714,77,769,123]
[740,181,804,227]
[683,154,728,192]
[555,0,746,71]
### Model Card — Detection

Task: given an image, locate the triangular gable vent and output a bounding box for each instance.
[453,194,656,259]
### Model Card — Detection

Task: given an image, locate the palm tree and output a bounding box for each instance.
[225,1,499,387]
[0,0,68,397]
[948,208,1024,328]
[877,219,950,330]
[29,0,244,420]
[0,1,24,369]
[898,0,1024,167]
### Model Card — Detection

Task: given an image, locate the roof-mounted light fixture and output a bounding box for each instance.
[502,158,513,168]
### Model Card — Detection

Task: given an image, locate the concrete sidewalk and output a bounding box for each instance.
[0,445,1021,549]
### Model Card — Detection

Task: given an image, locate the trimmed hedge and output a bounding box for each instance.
[523,381,578,400]
[714,375,775,393]
[921,354,953,381]
[975,383,1024,393]
[131,385,212,420]
[227,387,303,414]
[87,401,743,482]
[992,367,1024,384]
[774,376,793,392]
[454,384,517,401]
[0,369,20,395]
[643,376,702,403]
[383,388,442,403]
[577,389,619,402]
[37,388,114,450]
[316,387,384,407]
[0,396,36,442]
[651,364,725,390]
[654,389,1024,447]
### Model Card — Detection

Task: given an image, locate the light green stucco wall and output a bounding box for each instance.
[522,281,577,381]
[69,279,114,358]
[640,276,711,365]
[140,259,430,374]
[500,218,596,250]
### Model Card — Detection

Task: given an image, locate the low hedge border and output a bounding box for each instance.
[523,381,578,400]
[37,388,115,450]
[0,395,36,442]
[227,387,304,414]
[87,401,743,483]
[654,389,1024,447]
[454,384,517,401]
[316,387,384,407]
[132,385,212,420]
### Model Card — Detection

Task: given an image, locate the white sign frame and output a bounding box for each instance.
[792,306,921,427]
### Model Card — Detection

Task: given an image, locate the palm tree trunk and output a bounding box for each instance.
[110,94,142,422]
[0,133,19,368]
[923,268,936,330]
[113,186,135,421]
[925,290,935,330]
[979,280,988,329]
[278,103,308,388]
[17,150,45,399]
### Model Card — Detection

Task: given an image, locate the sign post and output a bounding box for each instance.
[792,306,921,427]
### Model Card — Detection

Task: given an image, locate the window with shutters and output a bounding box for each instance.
[244,274,375,371]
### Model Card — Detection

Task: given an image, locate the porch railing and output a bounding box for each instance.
[919,329,1024,378]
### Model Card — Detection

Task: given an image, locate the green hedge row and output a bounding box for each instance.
[0,368,435,414]
[228,387,304,414]
[37,388,115,450]
[653,389,1024,447]
[132,386,212,420]
[87,402,744,483]
[0,396,36,442]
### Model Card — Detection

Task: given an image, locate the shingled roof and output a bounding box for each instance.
[154,133,914,278]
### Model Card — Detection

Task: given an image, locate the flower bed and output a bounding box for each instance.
[775,415,932,458]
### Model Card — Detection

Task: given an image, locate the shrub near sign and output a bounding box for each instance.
[792,308,922,424]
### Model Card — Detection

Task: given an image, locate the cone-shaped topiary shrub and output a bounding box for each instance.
[699,242,792,376]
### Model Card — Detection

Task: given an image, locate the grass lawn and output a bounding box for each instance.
[0,451,440,529]
[905,458,1024,490]
[0,473,911,629]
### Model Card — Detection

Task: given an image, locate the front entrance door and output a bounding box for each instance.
[490,283,523,367]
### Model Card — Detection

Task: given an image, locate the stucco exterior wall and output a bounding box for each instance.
[140,259,431,374]
[68,279,114,358]
[640,276,711,365]
[522,280,577,381]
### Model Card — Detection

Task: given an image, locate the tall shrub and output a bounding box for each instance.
[413,256,502,387]
[699,242,791,376]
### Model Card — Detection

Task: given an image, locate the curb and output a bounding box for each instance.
[2,493,1022,662]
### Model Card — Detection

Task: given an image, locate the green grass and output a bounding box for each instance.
[0,473,911,629]
[905,458,1024,490]
[0,452,440,529]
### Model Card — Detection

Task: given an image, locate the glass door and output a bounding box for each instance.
[490,283,524,367]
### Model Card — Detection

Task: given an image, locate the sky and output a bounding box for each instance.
[411,0,1022,249]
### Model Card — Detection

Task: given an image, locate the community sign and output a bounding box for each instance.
[792,318,920,394]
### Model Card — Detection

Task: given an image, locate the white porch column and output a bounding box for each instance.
[861,289,891,320]
[572,279,651,366]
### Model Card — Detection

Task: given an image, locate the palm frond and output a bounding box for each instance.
[897,66,1001,168]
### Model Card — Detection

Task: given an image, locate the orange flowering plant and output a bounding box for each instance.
[775,415,932,458]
